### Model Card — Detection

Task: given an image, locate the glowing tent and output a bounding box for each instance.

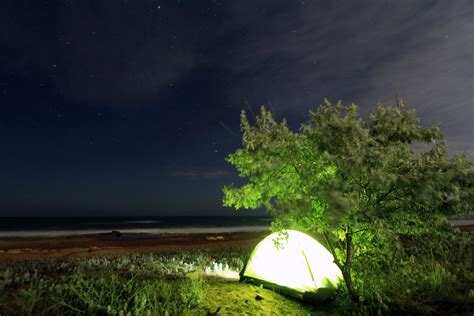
[240,230,343,302]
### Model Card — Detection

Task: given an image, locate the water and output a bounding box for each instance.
[0,216,272,238]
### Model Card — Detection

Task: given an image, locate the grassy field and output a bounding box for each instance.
[0,232,473,315]
[0,247,324,315]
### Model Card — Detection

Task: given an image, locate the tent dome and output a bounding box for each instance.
[241,230,343,302]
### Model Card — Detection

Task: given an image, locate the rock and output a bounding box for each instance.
[111,230,122,237]
[206,236,225,241]
[207,307,221,316]
[255,294,264,301]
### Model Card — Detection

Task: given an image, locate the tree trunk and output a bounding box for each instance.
[343,231,359,302]
[323,230,360,302]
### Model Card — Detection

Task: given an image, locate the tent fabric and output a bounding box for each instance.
[241,230,342,300]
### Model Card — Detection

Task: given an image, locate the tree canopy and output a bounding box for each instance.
[223,100,473,301]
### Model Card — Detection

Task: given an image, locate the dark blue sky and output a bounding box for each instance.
[0,0,473,216]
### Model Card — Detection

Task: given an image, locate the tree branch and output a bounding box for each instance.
[374,184,395,206]
[322,231,343,270]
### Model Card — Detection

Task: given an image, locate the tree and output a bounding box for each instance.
[222,100,473,302]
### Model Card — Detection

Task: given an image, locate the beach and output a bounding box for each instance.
[0,231,267,262]
[0,219,471,263]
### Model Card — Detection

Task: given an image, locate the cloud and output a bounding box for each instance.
[356,1,474,157]
[217,2,472,109]
[216,1,473,155]
[1,0,471,156]
[444,136,474,158]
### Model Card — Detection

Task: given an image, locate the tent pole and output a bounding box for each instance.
[302,249,318,289]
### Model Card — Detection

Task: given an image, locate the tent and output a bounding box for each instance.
[240,230,343,302]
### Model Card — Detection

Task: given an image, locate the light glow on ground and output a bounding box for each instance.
[203,262,240,280]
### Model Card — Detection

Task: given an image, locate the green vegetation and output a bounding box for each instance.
[0,251,213,316]
[0,248,324,315]
[223,100,474,312]
[1,238,473,315]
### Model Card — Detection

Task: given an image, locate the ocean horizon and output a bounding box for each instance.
[0,216,272,238]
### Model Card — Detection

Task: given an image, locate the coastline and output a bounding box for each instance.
[0,231,267,262]
[0,220,471,263]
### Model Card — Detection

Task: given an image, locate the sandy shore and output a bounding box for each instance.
[0,231,267,262]
[0,220,471,263]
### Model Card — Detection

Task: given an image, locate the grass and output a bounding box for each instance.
[0,231,473,315]
[0,249,224,315]
[197,277,327,315]
[0,247,321,315]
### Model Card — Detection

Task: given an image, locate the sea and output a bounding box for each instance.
[1,214,471,238]
[0,216,272,238]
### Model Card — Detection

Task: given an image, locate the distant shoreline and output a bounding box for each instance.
[0,220,471,263]
[0,215,272,238]
[0,225,270,239]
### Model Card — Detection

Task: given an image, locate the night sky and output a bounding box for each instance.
[0,1,473,216]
